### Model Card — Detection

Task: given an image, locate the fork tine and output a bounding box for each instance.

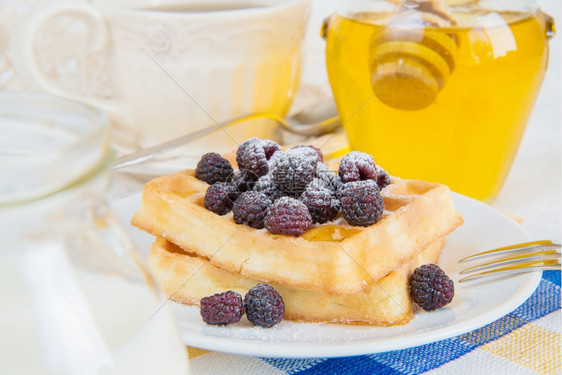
[459,260,561,282]
[458,240,558,262]
[459,249,561,274]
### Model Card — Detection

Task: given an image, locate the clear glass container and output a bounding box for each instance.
[325,0,555,201]
[0,93,189,374]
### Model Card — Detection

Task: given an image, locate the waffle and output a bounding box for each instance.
[148,237,445,325]
[131,169,462,295]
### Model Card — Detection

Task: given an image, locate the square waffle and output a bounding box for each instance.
[148,237,445,325]
[131,169,462,295]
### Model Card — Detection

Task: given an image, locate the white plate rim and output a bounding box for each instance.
[112,192,541,358]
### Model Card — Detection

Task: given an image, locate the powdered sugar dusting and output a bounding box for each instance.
[344,151,373,163]
[274,196,300,206]
[171,301,441,351]
[338,151,378,183]
[287,145,320,162]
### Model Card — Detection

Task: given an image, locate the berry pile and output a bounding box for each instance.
[200,283,285,328]
[196,138,393,235]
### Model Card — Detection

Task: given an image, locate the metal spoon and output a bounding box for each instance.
[112,98,340,170]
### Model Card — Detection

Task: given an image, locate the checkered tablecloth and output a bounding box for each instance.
[186,271,560,375]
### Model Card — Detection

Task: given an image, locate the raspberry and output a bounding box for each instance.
[265,197,312,236]
[232,191,271,229]
[267,150,283,170]
[253,174,284,201]
[204,182,238,215]
[300,186,341,224]
[272,149,318,197]
[232,170,258,194]
[375,165,392,189]
[336,180,378,199]
[409,264,455,311]
[261,139,282,159]
[253,174,275,193]
[236,138,279,177]
[340,182,384,226]
[244,283,284,328]
[313,163,343,192]
[195,152,234,185]
[290,145,324,162]
[200,290,244,325]
[338,151,378,183]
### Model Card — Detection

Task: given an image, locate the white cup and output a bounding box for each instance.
[11,0,311,164]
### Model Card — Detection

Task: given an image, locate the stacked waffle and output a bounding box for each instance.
[131,165,462,325]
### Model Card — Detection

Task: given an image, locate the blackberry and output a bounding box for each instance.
[338,151,378,183]
[267,150,283,170]
[232,170,258,193]
[204,182,238,215]
[265,197,312,236]
[195,152,234,185]
[253,174,284,201]
[253,174,275,192]
[286,146,320,164]
[272,149,318,197]
[300,186,341,224]
[409,264,455,311]
[290,145,324,162]
[261,139,281,159]
[200,290,244,325]
[340,182,384,226]
[236,138,269,177]
[236,138,280,177]
[244,283,284,328]
[232,191,271,229]
[336,180,378,199]
[376,165,392,189]
[313,162,343,192]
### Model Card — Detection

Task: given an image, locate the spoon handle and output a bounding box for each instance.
[112,114,250,170]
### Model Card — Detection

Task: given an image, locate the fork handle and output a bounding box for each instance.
[459,263,561,283]
[112,114,256,170]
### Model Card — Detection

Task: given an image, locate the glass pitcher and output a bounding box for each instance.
[324,0,555,201]
[0,93,189,374]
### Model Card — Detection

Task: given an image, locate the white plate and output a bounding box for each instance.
[111,192,541,358]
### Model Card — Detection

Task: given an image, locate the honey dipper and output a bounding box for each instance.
[369,0,459,110]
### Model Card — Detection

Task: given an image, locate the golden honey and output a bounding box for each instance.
[302,224,362,242]
[326,10,552,201]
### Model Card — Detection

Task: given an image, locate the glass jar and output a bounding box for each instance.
[0,93,189,374]
[325,0,555,201]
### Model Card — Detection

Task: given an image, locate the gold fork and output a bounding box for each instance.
[458,240,561,282]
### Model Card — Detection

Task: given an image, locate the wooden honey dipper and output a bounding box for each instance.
[369,0,459,110]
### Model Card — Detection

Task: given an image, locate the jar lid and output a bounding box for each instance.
[0,93,110,205]
[337,0,538,28]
